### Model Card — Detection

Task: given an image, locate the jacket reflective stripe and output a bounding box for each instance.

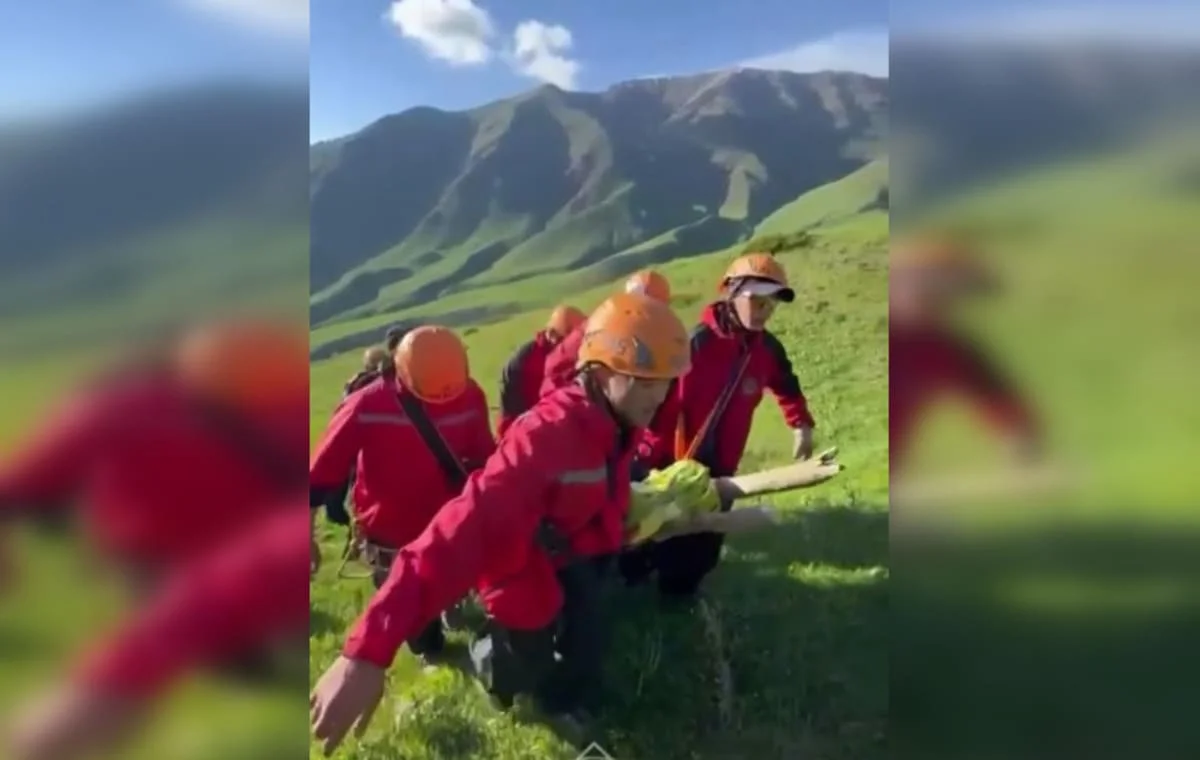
[358,413,408,425]
[357,410,480,427]
[555,467,608,485]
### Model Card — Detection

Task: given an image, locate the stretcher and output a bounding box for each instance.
[629,448,843,543]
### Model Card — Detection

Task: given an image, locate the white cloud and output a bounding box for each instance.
[385,0,496,66]
[180,0,308,38]
[509,20,581,89]
[739,29,889,77]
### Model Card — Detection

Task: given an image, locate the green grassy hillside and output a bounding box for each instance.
[756,158,888,236]
[891,131,1200,759]
[310,69,887,328]
[308,210,889,758]
[309,167,889,361]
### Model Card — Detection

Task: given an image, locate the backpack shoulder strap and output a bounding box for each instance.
[190,400,306,492]
[395,390,468,490]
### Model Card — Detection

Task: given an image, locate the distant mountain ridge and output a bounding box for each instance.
[309,68,889,326]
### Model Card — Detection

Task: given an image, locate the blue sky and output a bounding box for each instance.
[0,0,306,121]
[2,0,1192,139]
[310,0,889,141]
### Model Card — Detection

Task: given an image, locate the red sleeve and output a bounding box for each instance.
[309,393,363,489]
[343,413,563,668]
[761,331,816,428]
[0,390,107,511]
[75,505,308,698]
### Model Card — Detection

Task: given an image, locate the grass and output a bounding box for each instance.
[308,216,890,759]
[755,159,887,237]
[898,137,1200,515]
[892,134,1200,758]
[309,179,889,359]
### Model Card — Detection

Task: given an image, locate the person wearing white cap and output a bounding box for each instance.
[621,252,819,601]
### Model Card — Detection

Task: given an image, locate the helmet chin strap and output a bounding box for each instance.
[724,278,749,330]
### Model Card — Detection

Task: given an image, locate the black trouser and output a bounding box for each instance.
[619,521,727,597]
[475,558,609,713]
[620,462,733,597]
[370,544,446,656]
[649,529,726,597]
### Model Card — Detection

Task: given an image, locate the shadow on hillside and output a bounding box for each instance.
[309,265,414,325]
[591,505,890,760]
[892,523,1200,760]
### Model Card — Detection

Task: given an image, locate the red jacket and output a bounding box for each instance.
[538,324,585,399]
[0,372,307,571]
[889,323,1037,472]
[309,377,495,549]
[497,331,555,438]
[640,302,815,477]
[77,504,308,697]
[343,383,635,668]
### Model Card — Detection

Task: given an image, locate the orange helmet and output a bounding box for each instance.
[624,269,671,303]
[891,233,995,291]
[394,325,470,404]
[721,253,794,302]
[576,292,690,380]
[174,318,309,412]
[546,304,586,338]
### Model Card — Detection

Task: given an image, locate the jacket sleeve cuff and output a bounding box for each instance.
[342,628,401,669]
[787,407,816,428]
[341,562,422,669]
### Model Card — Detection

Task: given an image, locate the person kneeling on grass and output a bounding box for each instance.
[308,325,496,663]
[623,252,820,601]
[309,292,691,756]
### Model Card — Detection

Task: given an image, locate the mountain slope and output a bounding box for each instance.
[756,157,888,236]
[310,69,888,326]
[0,83,309,355]
[889,42,1200,219]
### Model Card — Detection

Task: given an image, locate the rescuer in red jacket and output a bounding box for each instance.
[623,253,819,599]
[4,504,310,760]
[309,292,692,754]
[496,304,585,438]
[539,269,672,399]
[889,234,1040,473]
[0,319,309,591]
[0,320,311,760]
[309,325,495,661]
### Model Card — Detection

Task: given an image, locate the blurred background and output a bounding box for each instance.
[889,1,1200,757]
[0,1,309,759]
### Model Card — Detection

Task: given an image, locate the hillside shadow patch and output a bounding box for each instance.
[591,505,889,759]
[724,503,889,573]
[893,523,1200,760]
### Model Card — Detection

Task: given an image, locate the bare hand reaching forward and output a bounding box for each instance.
[310,655,386,756]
